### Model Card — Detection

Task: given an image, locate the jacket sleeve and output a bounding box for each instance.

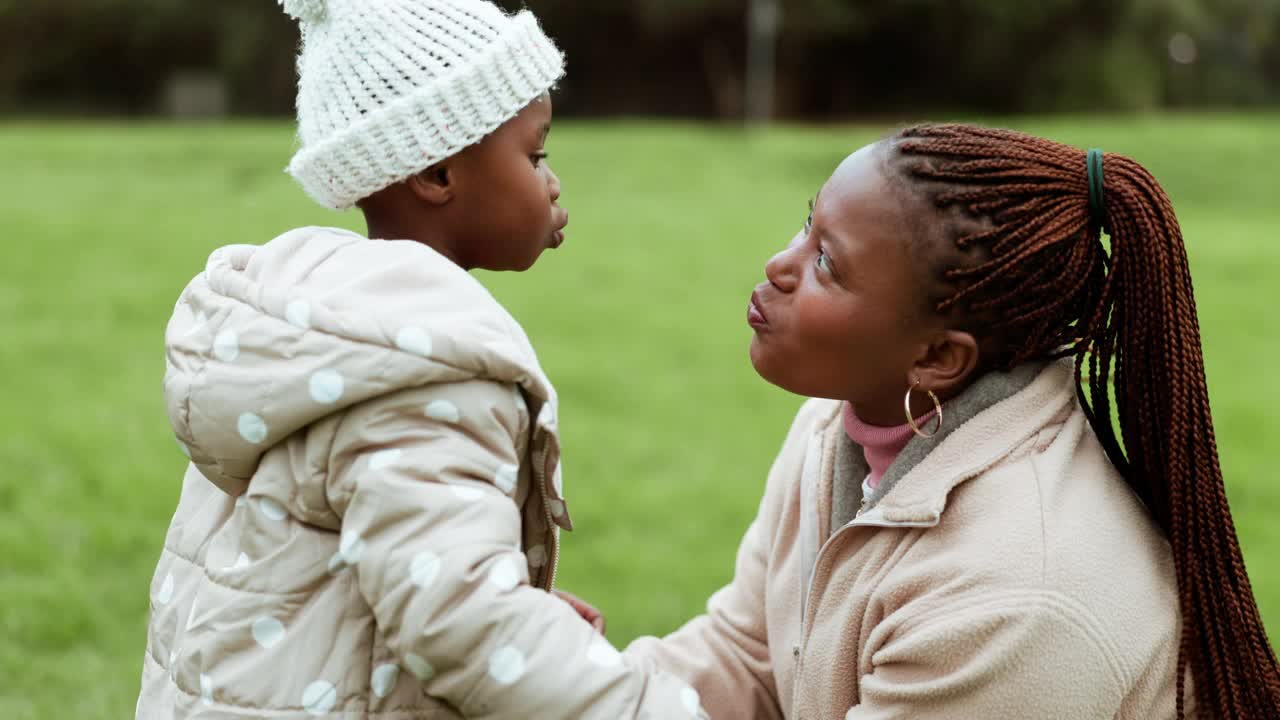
[625,511,783,720]
[847,589,1127,719]
[622,402,835,720]
[328,380,710,720]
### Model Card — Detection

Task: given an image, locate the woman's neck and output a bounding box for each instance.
[843,402,935,489]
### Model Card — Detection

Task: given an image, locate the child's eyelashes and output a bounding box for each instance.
[804,197,815,233]
[816,248,833,273]
[531,151,549,167]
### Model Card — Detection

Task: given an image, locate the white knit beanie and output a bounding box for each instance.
[278,0,565,210]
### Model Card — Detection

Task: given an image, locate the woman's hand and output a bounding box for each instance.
[553,589,606,634]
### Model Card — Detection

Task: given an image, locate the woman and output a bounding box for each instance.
[625,124,1280,719]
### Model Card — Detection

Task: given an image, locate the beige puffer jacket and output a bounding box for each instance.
[137,227,709,719]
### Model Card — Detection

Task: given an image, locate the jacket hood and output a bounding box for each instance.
[163,226,558,498]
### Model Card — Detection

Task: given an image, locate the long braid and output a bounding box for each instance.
[887,123,1280,719]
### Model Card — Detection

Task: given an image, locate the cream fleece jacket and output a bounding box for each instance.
[627,360,1191,719]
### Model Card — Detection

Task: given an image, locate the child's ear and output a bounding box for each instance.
[908,329,981,397]
[407,163,453,206]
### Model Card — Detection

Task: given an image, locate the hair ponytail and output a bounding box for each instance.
[888,123,1280,719]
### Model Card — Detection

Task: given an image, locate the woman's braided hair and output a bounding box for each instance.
[885,123,1280,719]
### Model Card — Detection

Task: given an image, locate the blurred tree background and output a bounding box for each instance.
[4,4,1280,717]
[0,0,1276,119]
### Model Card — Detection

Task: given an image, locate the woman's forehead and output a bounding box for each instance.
[817,144,902,234]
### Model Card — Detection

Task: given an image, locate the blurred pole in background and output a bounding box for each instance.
[746,0,779,124]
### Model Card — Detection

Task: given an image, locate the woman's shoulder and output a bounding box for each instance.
[935,408,1179,644]
[770,398,843,472]
[753,398,844,503]
[791,397,844,438]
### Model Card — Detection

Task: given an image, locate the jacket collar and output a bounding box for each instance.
[166,228,573,530]
[840,359,1076,528]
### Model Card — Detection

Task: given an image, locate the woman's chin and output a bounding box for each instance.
[750,338,826,398]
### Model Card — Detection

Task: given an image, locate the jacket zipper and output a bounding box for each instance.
[794,504,941,712]
[541,505,560,591]
[795,519,859,686]
[793,421,883,711]
[532,428,560,592]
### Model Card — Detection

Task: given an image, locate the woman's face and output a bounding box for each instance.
[747,143,942,424]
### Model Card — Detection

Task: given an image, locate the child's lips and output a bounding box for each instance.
[748,289,769,329]
[551,211,568,248]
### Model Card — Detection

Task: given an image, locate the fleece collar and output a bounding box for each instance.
[835,360,1075,529]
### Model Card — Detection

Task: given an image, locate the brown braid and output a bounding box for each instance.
[884,123,1280,719]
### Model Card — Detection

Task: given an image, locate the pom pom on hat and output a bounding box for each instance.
[279,0,326,24]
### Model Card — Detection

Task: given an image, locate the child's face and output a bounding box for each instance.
[747,144,942,422]
[445,93,566,271]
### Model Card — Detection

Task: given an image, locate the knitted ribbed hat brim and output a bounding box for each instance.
[287,11,564,210]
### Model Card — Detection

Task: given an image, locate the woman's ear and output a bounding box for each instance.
[909,329,981,396]
[406,163,453,206]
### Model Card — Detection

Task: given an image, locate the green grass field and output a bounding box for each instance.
[2,114,1278,717]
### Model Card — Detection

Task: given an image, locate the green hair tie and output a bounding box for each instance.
[1087,148,1107,227]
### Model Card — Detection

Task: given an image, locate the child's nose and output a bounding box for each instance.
[764,237,801,292]
[546,165,561,202]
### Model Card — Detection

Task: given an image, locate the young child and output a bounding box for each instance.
[625,125,1280,719]
[136,1,708,718]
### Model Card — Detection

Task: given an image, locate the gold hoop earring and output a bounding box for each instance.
[904,381,943,439]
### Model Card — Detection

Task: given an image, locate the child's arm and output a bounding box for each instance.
[328,379,709,720]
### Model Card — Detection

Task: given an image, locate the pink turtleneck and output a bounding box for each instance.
[842,401,937,489]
